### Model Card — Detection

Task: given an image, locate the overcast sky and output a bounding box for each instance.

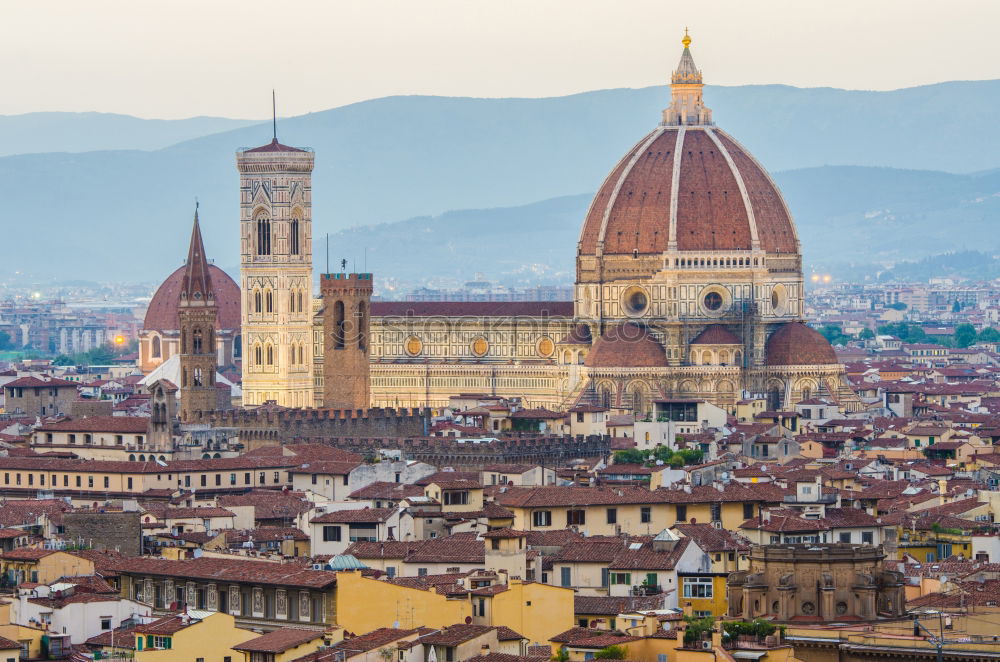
[3,0,999,119]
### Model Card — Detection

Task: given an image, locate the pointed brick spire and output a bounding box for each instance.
[180,205,214,305]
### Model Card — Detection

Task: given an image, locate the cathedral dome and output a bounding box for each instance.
[577,35,798,270]
[584,323,668,368]
[144,264,241,332]
[690,324,741,345]
[765,323,838,366]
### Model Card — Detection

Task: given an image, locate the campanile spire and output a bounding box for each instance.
[180,203,214,305]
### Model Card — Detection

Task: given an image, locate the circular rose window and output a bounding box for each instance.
[622,287,649,317]
[405,336,423,357]
[704,291,723,311]
[801,601,816,615]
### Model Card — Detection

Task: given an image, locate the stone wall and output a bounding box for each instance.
[63,511,142,557]
[193,407,429,447]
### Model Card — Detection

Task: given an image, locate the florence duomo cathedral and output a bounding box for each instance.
[139,33,859,417]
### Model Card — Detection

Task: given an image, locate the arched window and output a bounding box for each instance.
[297,291,304,314]
[181,368,188,387]
[151,335,161,359]
[265,289,273,313]
[289,345,296,365]
[357,301,368,351]
[254,344,263,366]
[234,334,242,358]
[298,344,304,365]
[254,289,262,314]
[599,386,612,408]
[256,215,271,255]
[193,367,203,386]
[290,218,300,255]
[333,301,345,349]
[768,386,782,410]
[266,344,274,365]
[192,328,203,353]
[631,387,648,418]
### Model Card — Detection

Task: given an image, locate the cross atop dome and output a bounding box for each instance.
[672,28,701,85]
[662,30,713,126]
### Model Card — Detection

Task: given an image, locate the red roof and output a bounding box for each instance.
[371,301,573,318]
[5,376,77,389]
[243,138,307,153]
[36,416,148,434]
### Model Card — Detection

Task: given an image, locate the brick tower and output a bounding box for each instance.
[178,207,220,422]
[236,137,315,408]
[321,272,373,409]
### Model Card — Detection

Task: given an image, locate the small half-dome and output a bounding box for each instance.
[765,323,837,366]
[559,324,592,345]
[690,324,741,345]
[584,323,668,368]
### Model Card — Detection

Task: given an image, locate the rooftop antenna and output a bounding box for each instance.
[272,90,277,141]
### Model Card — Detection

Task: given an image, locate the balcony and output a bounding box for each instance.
[629,584,662,596]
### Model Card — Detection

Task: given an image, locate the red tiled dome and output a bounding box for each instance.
[578,127,797,257]
[690,324,741,345]
[143,264,240,332]
[584,323,668,368]
[765,323,838,366]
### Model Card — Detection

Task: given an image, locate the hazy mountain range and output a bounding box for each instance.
[1,79,999,283]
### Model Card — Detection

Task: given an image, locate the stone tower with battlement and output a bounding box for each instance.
[320,272,373,409]
[178,208,220,422]
[236,138,315,408]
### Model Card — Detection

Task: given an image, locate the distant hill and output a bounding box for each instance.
[0,112,260,157]
[2,80,1000,280]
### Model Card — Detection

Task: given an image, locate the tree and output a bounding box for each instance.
[0,330,11,350]
[954,323,977,349]
[683,615,716,644]
[978,327,1000,343]
[887,302,907,311]
[859,328,875,340]
[594,646,627,660]
[551,647,570,662]
[952,300,962,313]
[52,355,75,366]
[819,325,849,346]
